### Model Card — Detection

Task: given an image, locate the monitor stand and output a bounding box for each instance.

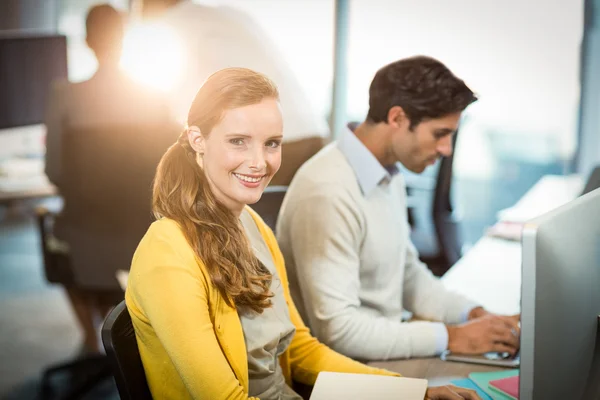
[582,316,600,399]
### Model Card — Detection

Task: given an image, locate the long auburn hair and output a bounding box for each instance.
[153,68,279,313]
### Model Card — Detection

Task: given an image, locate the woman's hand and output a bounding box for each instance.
[425,385,482,399]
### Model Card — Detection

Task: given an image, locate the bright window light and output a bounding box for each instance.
[120,22,185,91]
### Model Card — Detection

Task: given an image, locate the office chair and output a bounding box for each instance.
[257,136,326,234]
[407,130,463,276]
[37,124,175,399]
[270,136,327,186]
[36,206,115,400]
[101,300,152,400]
[251,186,288,232]
[582,165,600,195]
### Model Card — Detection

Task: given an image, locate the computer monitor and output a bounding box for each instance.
[520,188,600,399]
[0,33,68,130]
[582,166,600,195]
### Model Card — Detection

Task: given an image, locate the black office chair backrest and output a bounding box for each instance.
[270,137,327,186]
[431,129,463,266]
[251,186,288,232]
[58,124,177,289]
[102,300,152,400]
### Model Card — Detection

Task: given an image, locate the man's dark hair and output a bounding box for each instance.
[85,4,124,56]
[141,0,181,19]
[366,55,477,130]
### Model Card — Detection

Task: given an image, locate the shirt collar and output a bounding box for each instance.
[337,127,399,196]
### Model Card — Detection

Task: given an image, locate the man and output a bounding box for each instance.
[277,56,520,360]
[44,4,173,352]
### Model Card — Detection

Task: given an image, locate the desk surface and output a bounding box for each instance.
[0,175,57,203]
[0,183,57,203]
[442,236,521,316]
[368,357,511,386]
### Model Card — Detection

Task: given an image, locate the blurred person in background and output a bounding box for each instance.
[138,0,329,183]
[44,4,175,353]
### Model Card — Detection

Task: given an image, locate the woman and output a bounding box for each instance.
[125,68,480,400]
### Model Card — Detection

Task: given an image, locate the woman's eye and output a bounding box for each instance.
[230,138,244,146]
[266,140,281,148]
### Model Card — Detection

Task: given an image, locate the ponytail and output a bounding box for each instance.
[152,130,272,313]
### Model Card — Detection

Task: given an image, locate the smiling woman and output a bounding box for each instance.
[124,67,398,400]
[124,67,478,400]
[152,68,281,313]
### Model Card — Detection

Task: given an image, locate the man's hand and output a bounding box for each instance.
[468,307,520,325]
[467,307,488,320]
[446,313,520,356]
[425,385,482,399]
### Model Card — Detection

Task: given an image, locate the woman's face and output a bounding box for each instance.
[192,98,283,215]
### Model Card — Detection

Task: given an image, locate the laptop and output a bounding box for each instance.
[441,350,520,368]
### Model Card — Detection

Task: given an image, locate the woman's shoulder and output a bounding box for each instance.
[130,217,209,283]
[143,217,193,244]
[135,217,194,262]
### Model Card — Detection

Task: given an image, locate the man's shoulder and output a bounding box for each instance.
[284,144,363,211]
[291,143,356,189]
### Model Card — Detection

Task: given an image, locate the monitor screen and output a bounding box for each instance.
[520,188,600,399]
[0,33,68,130]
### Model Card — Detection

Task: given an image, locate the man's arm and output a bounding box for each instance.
[402,239,479,325]
[402,242,521,355]
[285,191,447,360]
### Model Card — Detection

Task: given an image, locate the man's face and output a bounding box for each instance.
[390,112,461,173]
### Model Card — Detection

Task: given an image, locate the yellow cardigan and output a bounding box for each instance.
[125,208,398,399]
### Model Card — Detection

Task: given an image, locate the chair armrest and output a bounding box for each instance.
[35,206,57,234]
[34,206,59,255]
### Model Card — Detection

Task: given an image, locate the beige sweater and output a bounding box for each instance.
[276,139,477,360]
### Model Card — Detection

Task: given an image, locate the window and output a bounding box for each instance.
[347,0,584,244]
[195,0,334,120]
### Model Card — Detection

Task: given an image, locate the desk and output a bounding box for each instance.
[368,357,504,386]
[0,173,57,206]
[368,174,583,381]
[0,156,57,205]
[0,183,57,204]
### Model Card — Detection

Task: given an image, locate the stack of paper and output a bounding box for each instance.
[489,376,519,400]
[309,372,427,400]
